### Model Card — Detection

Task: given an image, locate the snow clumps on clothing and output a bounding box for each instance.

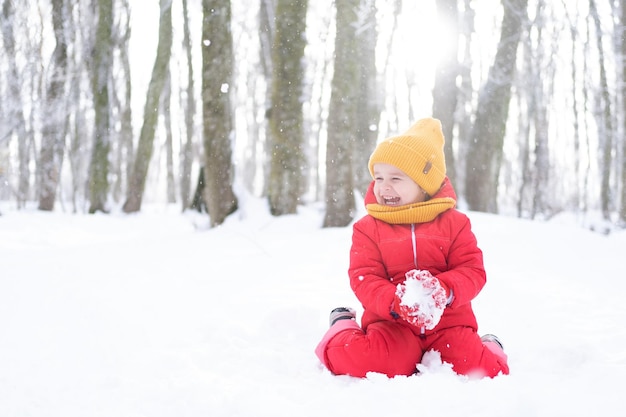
[395,270,447,330]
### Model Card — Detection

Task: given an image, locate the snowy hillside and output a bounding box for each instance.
[1,199,625,416]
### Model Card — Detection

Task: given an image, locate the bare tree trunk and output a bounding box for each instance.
[529,0,552,219]
[516,88,531,217]
[120,0,134,203]
[267,0,308,215]
[66,2,92,212]
[259,0,275,198]
[1,0,30,208]
[163,72,176,204]
[180,0,196,210]
[111,0,133,204]
[304,6,332,202]
[243,62,261,196]
[88,0,113,213]
[620,0,626,225]
[531,94,551,219]
[323,0,359,227]
[566,6,583,213]
[465,0,528,213]
[123,0,173,213]
[579,16,594,215]
[589,0,614,221]
[432,0,460,186]
[380,0,402,135]
[201,0,238,226]
[68,71,89,213]
[455,0,475,201]
[353,0,380,195]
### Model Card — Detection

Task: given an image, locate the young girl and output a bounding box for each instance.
[315,118,509,378]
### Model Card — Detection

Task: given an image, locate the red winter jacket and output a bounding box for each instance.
[349,179,486,335]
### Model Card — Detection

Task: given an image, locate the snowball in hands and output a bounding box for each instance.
[395,269,447,330]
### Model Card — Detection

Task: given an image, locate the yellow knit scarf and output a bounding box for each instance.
[365,197,456,224]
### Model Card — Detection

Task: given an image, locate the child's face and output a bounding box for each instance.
[372,163,427,206]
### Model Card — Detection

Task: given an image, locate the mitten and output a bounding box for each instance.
[392,269,448,330]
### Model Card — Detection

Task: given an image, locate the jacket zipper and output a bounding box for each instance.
[411,223,418,269]
[410,224,426,335]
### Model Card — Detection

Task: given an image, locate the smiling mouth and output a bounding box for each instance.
[382,196,401,205]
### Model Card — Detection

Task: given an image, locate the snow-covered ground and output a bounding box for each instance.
[1,197,625,416]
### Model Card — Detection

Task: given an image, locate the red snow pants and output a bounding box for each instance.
[315,319,509,378]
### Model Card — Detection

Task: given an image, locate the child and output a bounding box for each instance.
[315,118,509,378]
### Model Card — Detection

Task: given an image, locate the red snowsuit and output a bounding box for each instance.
[315,178,509,378]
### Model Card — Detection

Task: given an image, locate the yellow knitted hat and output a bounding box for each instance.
[368,118,446,196]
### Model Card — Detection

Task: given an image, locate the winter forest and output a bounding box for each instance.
[1,0,626,229]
